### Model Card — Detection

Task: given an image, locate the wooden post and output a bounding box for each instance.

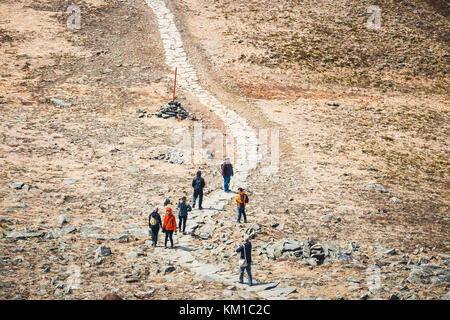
[172,67,177,102]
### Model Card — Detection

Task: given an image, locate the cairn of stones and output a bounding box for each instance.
[154,101,196,120]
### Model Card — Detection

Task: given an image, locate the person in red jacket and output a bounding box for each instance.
[163,207,177,248]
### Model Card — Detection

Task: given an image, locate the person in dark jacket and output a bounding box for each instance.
[236,234,252,286]
[148,207,163,247]
[192,170,205,210]
[177,196,192,234]
[221,157,234,192]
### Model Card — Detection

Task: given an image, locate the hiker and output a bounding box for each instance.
[221,157,234,192]
[236,234,252,286]
[236,188,249,223]
[148,207,163,247]
[192,170,205,210]
[163,207,177,248]
[178,196,192,235]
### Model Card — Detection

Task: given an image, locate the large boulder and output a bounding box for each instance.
[260,238,347,266]
[6,230,45,239]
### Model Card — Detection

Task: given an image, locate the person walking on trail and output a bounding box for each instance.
[236,234,252,286]
[192,170,205,210]
[178,196,192,235]
[148,207,162,247]
[163,207,177,248]
[221,157,234,192]
[236,187,249,223]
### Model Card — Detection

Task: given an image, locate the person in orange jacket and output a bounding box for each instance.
[163,207,177,248]
[236,188,249,223]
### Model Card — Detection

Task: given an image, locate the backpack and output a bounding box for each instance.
[193,177,203,190]
[240,193,249,204]
[150,216,157,226]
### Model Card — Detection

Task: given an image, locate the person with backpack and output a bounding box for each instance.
[192,170,205,210]
[177,196,192,234]
[221,157,234,192]
[236,234,252,286]
[236,188,249,223]
[148,207,163,247]
[162,207,177,248]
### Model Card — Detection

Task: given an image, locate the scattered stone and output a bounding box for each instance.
[126,278,140,283]
[385,249,397,255]
[391,197,402,203]
[320,214,334,223]
[95,246,111,259]
[110,235,129,243]
[164,266,176,274]
[52,225,76,238]
[368,183,387,190]
[62,179,77,185]
[9,182,24,190]
[6,230,45,239]
[418,258,430,265]
[50,98,72,107]
[56,214,74,226]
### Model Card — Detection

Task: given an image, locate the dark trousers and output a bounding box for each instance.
[223,176,231,191]
[179,216,187,233]
[237,205,247,222]
[165,230,174,247]
[193,190,203,208]
[239,263,252,286]
[150,226,159,246]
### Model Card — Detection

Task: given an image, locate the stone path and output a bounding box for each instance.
[142,0,292,298]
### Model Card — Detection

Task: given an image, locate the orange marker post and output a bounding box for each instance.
[172,67,177,102]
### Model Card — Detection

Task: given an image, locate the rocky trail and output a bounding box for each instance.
[143,0,292,298]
